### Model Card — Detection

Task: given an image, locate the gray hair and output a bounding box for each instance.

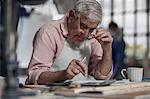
[73,0,102,21]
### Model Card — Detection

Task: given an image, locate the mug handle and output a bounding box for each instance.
[121,69,127,79]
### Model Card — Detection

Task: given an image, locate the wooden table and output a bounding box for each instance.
[20,81,150,99]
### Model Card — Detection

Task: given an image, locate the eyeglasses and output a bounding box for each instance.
[80,22,96,33]
[80,22,98,40]
[87,34,95,40]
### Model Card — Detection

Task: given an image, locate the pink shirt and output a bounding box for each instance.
[26,15,111,84]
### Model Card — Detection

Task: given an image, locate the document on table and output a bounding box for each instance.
[72,79,116,87]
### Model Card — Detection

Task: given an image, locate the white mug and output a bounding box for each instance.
[121,67,143,82]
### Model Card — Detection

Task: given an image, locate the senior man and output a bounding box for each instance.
[25,0,113,85]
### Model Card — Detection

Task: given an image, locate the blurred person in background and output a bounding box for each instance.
[25,0,113,85]
[108,21,126,79]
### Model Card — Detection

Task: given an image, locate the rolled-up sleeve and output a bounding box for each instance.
[26,24,58,84]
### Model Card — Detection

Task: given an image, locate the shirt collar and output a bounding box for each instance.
[59,14,69,38]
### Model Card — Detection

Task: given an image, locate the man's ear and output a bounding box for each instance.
[69,10,75,18]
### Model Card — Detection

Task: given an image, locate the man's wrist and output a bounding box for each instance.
[63,69,71,80]
[103,46,112,54]
[102,42,112,49]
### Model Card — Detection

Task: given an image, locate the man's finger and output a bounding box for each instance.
[72,68,80,74]
[76,61,87,76]
[67,68,76,79]
[101,37,111,42]
[76,65,85,76]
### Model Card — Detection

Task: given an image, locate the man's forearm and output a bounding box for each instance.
[98,46,112,77]
[37,70,68,84]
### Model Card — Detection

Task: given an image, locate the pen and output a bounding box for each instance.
[81,57,86,63]
[81,57,88,78]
